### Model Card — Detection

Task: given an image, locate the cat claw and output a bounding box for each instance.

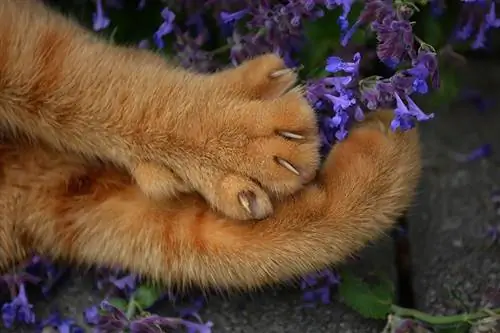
[269,68,294,78]
[269,65,303,79]
[279,131,305,140]
[238,190,257,217]
[274,156,300,176]
[289,84,305,94]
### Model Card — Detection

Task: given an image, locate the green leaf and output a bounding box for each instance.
[107,297,128,311]
[338,270,395,320]
[132,284,164,309]
[419,11,444,48]
[299,8,343,77]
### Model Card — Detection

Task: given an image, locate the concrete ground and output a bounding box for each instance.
[408,61,500,318]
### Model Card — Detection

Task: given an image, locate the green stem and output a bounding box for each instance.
[126,295,136,320]
[108,26,119,44]
[211,43,232,55]
[414,35,437,53]
[211,27,268,56]
[391,305,500,326]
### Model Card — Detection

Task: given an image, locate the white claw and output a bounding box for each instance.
[270,68,294,78]
[279,131,305,140]
[274,157,300,176]
[238,192,253,215]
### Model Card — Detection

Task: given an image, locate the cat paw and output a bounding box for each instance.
[131,55,320,220]
[204,173,274,220]
[217,53,299,100]
[157,87,319,220]
[133,162,273,220]
[221,87,321,198]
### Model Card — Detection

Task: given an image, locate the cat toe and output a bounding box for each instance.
[220,53,298,100]
[211,174,274,220]
[235,88,321,196]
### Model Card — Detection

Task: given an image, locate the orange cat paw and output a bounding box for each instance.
[150,85,320,220]
[217,53,299,100]
[126,55,319,221]
[220,87,321,199]
[132,161,274,220]
[208,173,274,220]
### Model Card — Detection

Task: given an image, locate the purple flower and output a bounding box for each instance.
[372,18,414,67]
[39,311,84,333]
[302,286,332,305]
[342,0,416,66]
[174,30,215,72]
[464,144,492,161]
[153,7,176,49]
[300,269,340,307]
[456,14,474,40]
[94,269,137,296]
[337,0,355,30]
[390,93,434,131]
[90,301,129,331]
[459,88,492,112]
[325,52,361,75]
[1,283,36,328]
[485,1,500,27]
[454,0,500,49]
[450,144,492,162]
[487,225,500,242]
[220,9,249,24]
[129,315,213,333]
[84,306,100,325]
[239,0,323,67]
[405,48,440,91]
[472,19,489,49]
[178,297,206,318]
[109,273,137,293]
[92,0,110,31]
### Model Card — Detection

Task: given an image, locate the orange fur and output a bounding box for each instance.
[0,0,321,221]
[0,109,421,290]
[0,1,422,291]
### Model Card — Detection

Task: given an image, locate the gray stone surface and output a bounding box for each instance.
[1,241,395,333]
[1,273,102,333]
[198,242,395,333]
[408,60,500,315]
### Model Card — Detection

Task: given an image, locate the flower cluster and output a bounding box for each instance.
[4,0,500,331]
[452,0,500,49]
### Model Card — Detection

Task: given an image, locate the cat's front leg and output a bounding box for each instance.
[0,1,321,221]
[130,74,320,221]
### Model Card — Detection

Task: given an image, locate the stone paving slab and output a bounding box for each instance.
[198,241,395,333]
[0,240,395,333]
[408,61,500,316]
